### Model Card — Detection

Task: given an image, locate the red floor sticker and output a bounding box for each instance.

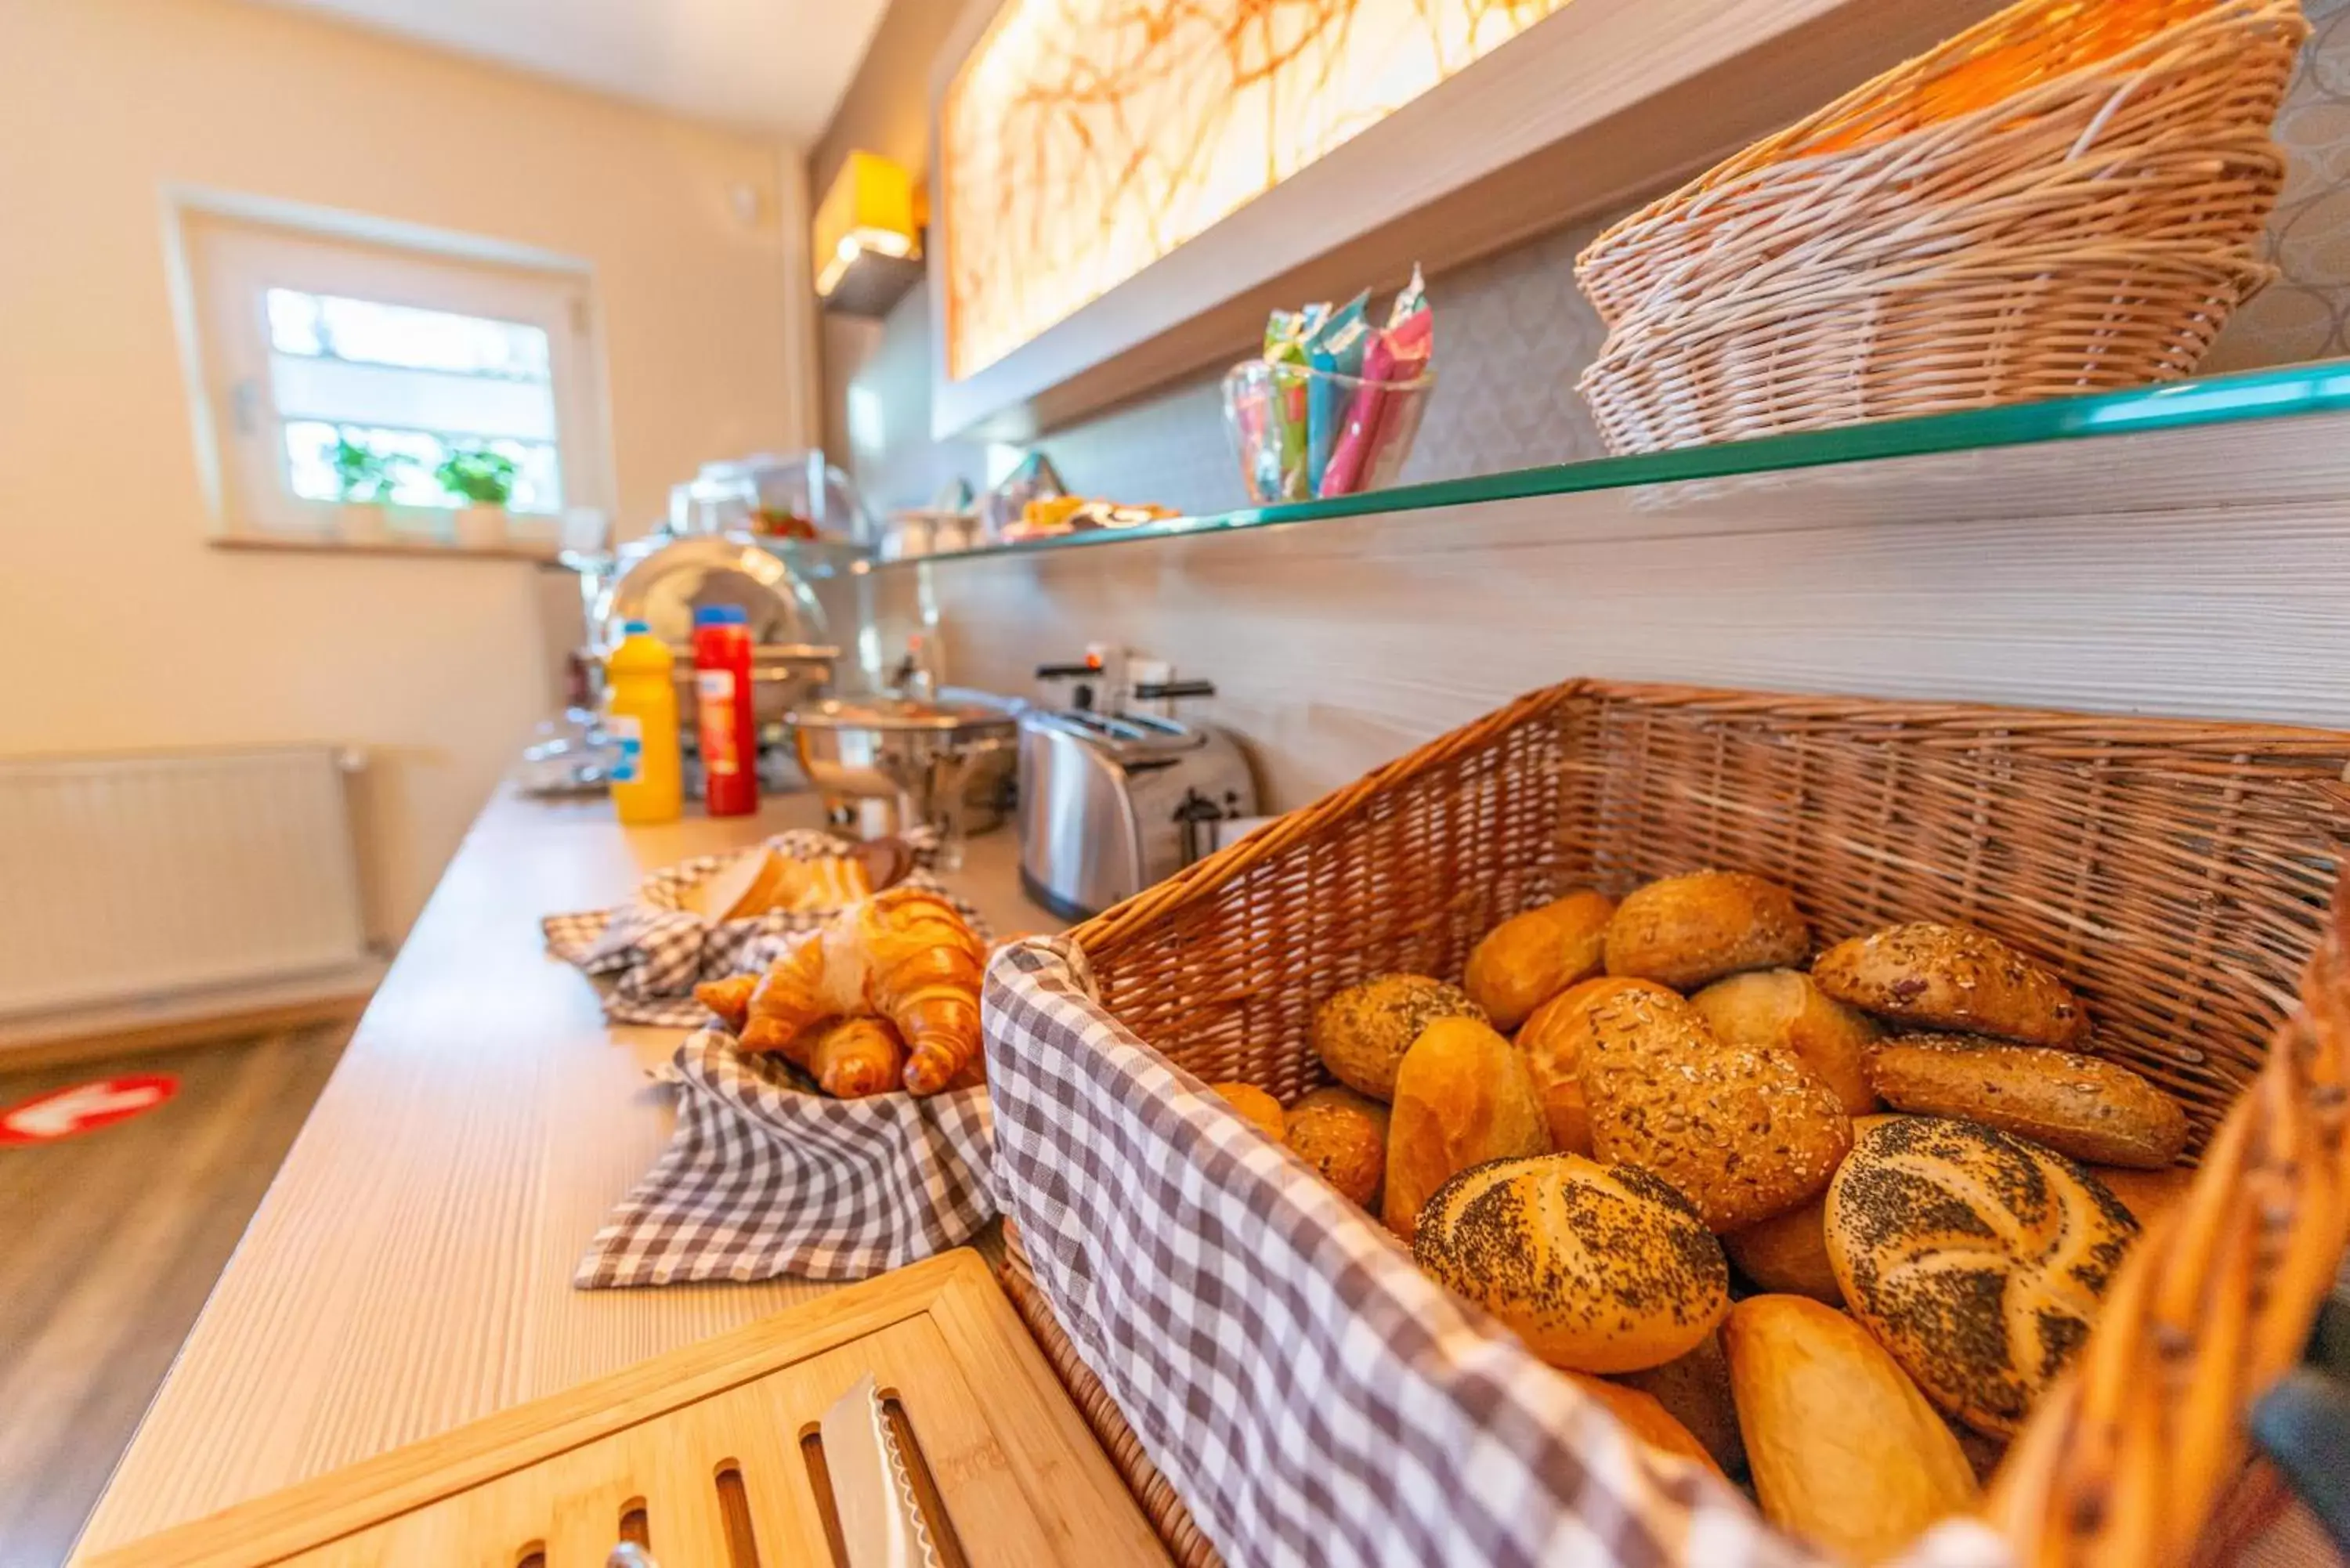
[0,1075,179,1145]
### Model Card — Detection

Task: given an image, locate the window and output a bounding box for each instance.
[177,207,610,542]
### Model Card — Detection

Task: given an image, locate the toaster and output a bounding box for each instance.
[1017,706,1257,920]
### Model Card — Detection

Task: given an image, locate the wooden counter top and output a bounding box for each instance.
[74,786,1056,1557]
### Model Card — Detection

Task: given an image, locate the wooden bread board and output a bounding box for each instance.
[82,1249,1168,1568]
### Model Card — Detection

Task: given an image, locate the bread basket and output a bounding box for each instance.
[1571,0,2307,453]
[983,680,2350,1567]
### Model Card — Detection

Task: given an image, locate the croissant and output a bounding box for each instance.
[696,973,758,1031]
[804,1016,906,1098]
[737,888,986,1096]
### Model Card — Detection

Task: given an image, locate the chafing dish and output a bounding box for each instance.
[580,532,838,728]
[787,691,1019,848]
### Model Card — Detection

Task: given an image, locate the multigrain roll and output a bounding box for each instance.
[1691,969,1882,1115]
[1603,871,1810,991]
[1580,986,1853,1231]
[1412,1154,1730,1373]
[1311,974,1488,1100]
[1513,976,1679,1156]
[1383,1017,1551,1241]
[1864,1035,2189,1168]
[1282,1085,1389,1209]
[1812,922,2089,1047]
[1825,1116,2138,1436]
[1465,890,1616,1031]
[1564,1372,1726,1479]
[1724,1294,1980,1562]
[1207,1081,1285,1140]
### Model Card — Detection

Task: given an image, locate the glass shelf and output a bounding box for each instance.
[737,533,877,580]
[853,360,2350,572]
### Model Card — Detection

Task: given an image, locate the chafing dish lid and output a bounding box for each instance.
[595,533,829,651]
[786,695,1014,733]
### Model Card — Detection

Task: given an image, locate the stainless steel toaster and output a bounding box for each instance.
[1017,708,1257,920]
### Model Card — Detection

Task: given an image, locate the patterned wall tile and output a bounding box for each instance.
[2207,0,2350,370]
[841,13,2350,515]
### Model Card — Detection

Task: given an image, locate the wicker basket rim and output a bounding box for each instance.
[1578,131,2290,311]
[1072,678,2350,959]
[1598,123,2294,257]
[1580,0,2307,273]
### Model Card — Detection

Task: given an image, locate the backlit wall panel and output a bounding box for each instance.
[939,0,1571,378]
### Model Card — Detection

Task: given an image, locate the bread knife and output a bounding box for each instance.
[819,1372,943,1568]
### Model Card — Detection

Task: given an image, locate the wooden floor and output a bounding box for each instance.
[0,1024,349,1568]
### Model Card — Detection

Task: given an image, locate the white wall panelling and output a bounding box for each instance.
[872,409,2350,813]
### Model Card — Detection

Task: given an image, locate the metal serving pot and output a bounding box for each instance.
[786,692,1019,846]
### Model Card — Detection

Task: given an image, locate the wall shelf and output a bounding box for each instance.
[211,533,563,565]
[850,362,2350,572]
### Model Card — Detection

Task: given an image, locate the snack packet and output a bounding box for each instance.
[1261,307,1322,501]
[1304,291,1371,494]
[1319,269,1434,497]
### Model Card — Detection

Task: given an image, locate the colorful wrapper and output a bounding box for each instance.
[1318,298,1431,498]
[1304,291,1370,493]
[1260,309,1319,502]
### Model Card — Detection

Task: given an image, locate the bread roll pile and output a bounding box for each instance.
[1204,872,2200,1562]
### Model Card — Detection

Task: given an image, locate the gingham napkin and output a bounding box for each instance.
[983,936,2015,1568]
[542,829,986,1026]
[575,1028,996,1286]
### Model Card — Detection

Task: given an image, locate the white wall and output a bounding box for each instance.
[0,0,812,941]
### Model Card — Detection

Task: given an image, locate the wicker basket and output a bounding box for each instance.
[1571,0,2305,453]
[1001,681,2350,1568]
[1578,243,2273,453]
[1577,0,2305,325]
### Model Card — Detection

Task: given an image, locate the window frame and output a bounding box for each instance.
[170,198,614,544]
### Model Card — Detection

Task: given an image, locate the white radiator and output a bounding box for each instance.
[0,747,371,1020]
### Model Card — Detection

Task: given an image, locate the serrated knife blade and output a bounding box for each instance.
[819,1373,943,1568]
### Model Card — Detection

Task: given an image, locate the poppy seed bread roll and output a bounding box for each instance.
[1413,1154,1730,1373]
[1825,1115,2138,1436]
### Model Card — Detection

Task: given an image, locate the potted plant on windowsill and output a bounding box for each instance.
[435,446,519,550]
[332,435,404,543]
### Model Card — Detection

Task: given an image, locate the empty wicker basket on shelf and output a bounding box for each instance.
[1579,243,2272,453]
[995,681,2350,1568]
[1572,0,2307,453]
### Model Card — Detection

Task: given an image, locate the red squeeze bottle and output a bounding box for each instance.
[691,605,758,817]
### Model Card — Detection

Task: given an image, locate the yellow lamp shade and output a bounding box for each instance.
[813,151,921,302]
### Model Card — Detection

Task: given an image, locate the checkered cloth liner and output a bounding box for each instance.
[984,938,2013,1568]
[575,1028,997,1287]
[541,829,986,1027]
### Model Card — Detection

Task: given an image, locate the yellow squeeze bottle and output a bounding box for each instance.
[606,620,682,825]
